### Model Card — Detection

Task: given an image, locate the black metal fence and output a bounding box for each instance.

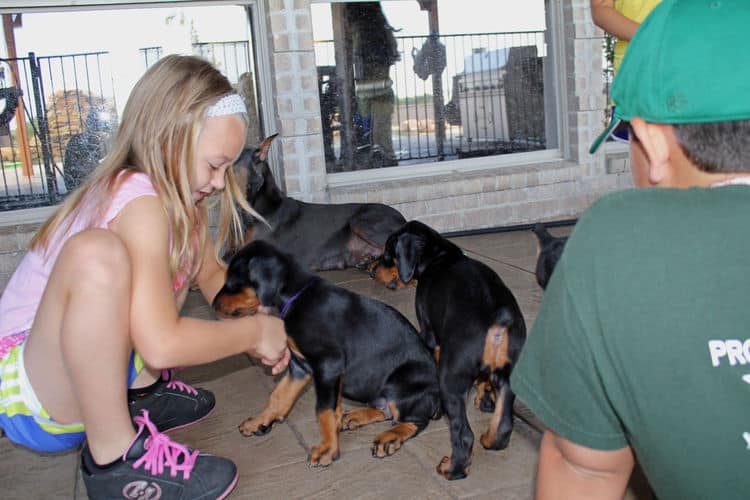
[142,41,253,84]
[0,41,253,212]
[315,30,548,172]
[192,41,253,84]
[0,51,112,211]
[1,34,558,209]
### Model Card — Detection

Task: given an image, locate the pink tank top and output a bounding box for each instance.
[0,172,192,337]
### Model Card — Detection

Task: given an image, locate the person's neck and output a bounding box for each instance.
[664,158,750,188]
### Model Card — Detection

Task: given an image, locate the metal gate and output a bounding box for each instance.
[0,51,113,211]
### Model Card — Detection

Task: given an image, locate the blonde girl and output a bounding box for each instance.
[0,54,288,498]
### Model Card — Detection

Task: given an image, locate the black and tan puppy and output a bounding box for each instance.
[212,240,441,467]
[531,223,568,289]
[382,221,527,480]
[230,134,406,273]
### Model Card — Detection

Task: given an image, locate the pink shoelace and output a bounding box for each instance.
[162,369,198,396]
[130,410,199,480]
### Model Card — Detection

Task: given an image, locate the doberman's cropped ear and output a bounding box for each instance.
[395,232,426,283]
[253,133,280,164]
[233,147,264,203]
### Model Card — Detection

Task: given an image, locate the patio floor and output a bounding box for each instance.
[0,226,654,499]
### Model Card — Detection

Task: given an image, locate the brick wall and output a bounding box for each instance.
[329,158,632,234]
[267,0,329,202]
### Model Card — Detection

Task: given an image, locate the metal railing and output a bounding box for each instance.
[315,30,549,172]
[141,41,253,85]
[192,41,253,84]
[1,41,253,212]
[0,51,113,211]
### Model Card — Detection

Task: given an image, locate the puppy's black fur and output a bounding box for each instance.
[231,134,406,272]
[531,223,568,289]
[213,240,440,467]
[382,220,527,480]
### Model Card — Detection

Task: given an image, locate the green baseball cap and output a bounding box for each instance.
[590,0,750,154]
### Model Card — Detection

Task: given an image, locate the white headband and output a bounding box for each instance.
[206,93,248,117]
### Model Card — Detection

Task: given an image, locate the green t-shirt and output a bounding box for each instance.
[512,186,750,500]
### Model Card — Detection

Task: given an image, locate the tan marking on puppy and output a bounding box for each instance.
[481,324,510,369]
[370,262,400,286]
[433,345,441,364]
[480,385,507,449]
[368,260,416,289]
[341,407,388,431]
[309,409,341,467]
[213,288,261,318]
[473,374,495,409]
[239,372,311,435]
[437,454,471,479]
[286,337,305,360]
[387,401,400,422]
[342,407,387,431]
[371,422,418,458]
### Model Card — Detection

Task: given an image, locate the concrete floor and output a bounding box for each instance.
[0,226,653,499]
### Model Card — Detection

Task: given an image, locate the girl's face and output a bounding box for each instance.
[191,114,247,204]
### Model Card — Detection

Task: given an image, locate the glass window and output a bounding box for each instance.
[0,3,260,210]
[311,0,553,173]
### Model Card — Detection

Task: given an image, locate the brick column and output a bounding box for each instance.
[267,0,328,201]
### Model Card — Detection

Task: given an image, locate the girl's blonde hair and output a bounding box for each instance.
[32,54,258,280]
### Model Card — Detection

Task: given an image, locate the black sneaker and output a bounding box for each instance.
[128,369,215,433]
[81,410,238,500]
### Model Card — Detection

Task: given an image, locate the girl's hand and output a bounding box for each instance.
[263,348,291,375]
[247,314,289,373]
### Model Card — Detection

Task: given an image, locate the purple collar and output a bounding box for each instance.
[279,280,316,319]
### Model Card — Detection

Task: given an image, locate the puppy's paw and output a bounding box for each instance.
[342,407,387,431]
[480,428,512,451]
[238,414,281,436]
[371,431,403,458]
[342,412,363,431]
[436,455,469,480]
[308,443,340,467]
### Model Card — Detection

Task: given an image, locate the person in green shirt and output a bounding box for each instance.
[512,1,750,499]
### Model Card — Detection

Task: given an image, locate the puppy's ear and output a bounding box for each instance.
[232,147,264,203]
[381,234,397,266]
[395,233,425,282]
[248,254,286,308]
[254,133,280,163]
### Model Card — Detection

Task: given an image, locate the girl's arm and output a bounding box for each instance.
[194,228,291,374]
[590,0,640,41]
[110,195,287,369]
[194,231,227,305]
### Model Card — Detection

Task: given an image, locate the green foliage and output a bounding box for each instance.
[603,33,615,85]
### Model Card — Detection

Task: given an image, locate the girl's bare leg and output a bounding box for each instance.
[24,229,137,464]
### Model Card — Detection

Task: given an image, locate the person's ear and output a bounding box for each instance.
[630,118,672,185]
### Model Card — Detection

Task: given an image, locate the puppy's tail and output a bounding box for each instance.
[492,307,526,364]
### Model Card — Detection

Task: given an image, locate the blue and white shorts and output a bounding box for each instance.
[0,331,141,453]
